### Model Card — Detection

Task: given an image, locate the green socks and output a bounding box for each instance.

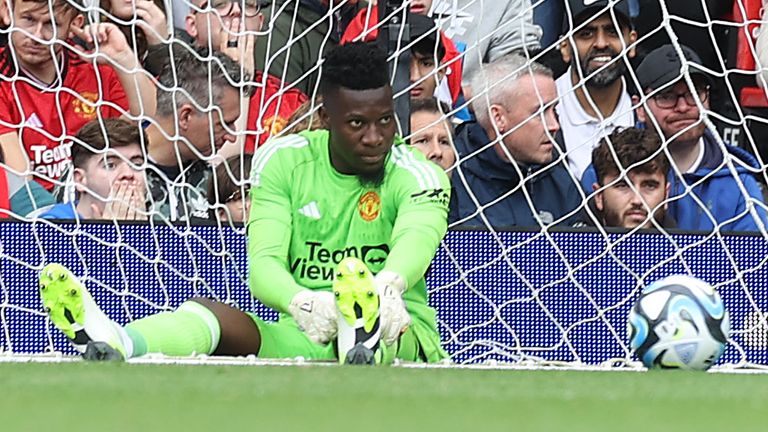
[124,301,222,358]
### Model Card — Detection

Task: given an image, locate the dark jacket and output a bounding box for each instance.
[581,129,768,232]
[450,121,583,228]
[146,160,212,222]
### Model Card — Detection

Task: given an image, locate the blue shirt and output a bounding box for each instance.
[581,130,768,232]
[40,203,81,220]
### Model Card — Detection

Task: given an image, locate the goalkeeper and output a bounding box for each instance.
[39,42,451,364]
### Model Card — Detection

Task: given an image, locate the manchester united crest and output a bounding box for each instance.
[72,92,98,119]
[358,191,381,222]
[263,115,288,135]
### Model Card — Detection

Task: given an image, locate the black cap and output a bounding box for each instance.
[564,0,632,31]
[409,13,445,60]
[636,44,713,90]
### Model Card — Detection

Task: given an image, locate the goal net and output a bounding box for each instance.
[0,0,767,370]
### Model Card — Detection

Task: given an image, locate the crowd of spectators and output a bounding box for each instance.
[0,0,766,235]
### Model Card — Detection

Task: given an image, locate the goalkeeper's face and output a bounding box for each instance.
[323,85,396,184]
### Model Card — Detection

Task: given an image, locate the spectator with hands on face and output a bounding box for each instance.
[40,118,148,221]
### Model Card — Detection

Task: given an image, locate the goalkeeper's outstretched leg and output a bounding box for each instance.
[39,263,134,360]
[39,263,263,360]
[39,262,438,363]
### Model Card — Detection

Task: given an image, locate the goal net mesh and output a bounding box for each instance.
[0,0,767,369]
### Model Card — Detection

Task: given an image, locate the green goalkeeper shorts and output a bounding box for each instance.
[247,313,447,363]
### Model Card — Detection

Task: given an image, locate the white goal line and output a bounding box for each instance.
[2,353,767,374]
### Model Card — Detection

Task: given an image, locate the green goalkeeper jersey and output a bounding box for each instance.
[247,130,450,347]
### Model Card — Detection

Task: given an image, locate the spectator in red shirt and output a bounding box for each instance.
[0,0,156,190]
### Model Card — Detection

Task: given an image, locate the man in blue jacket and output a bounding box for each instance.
[450,54,582,228]
[583,44,767,232]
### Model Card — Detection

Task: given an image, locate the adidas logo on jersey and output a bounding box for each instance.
[24,113,43,128]
[298,201,321,219]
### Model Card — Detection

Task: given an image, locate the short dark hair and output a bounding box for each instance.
[410,13,446,61]
[592,127,670,185]
[412,39,445,63]
[156,48,245,118]
[71,118,146,168]
[319,42,390,97]
[207,154,253,219]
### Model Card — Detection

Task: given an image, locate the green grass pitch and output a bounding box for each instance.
[1,362,767,431]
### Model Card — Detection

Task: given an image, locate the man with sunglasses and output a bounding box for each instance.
[584,44,767,232]
[181,0,306,153]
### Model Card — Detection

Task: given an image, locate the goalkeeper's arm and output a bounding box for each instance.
[247,217,302,312]
[383,199,449,289]
[247,143,337,344]
[248,217,338,344]
[382,167,451,290]
[375,166,450,345]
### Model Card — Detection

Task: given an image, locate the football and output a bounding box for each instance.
[628,275,730,371]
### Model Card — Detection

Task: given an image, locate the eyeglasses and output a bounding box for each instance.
[225,186,251,203]
[195,0,261,18]
[652,85,710,109]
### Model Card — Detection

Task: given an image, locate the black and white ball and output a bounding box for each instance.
[628,275,730,371]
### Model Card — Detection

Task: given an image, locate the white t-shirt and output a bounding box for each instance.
[685,138,705,174]
[555,68,635,179]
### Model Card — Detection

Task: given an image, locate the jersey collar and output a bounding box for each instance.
[15,49,68,90]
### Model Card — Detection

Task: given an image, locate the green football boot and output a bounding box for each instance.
[39,263,128,360]
[333,257,381,365]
